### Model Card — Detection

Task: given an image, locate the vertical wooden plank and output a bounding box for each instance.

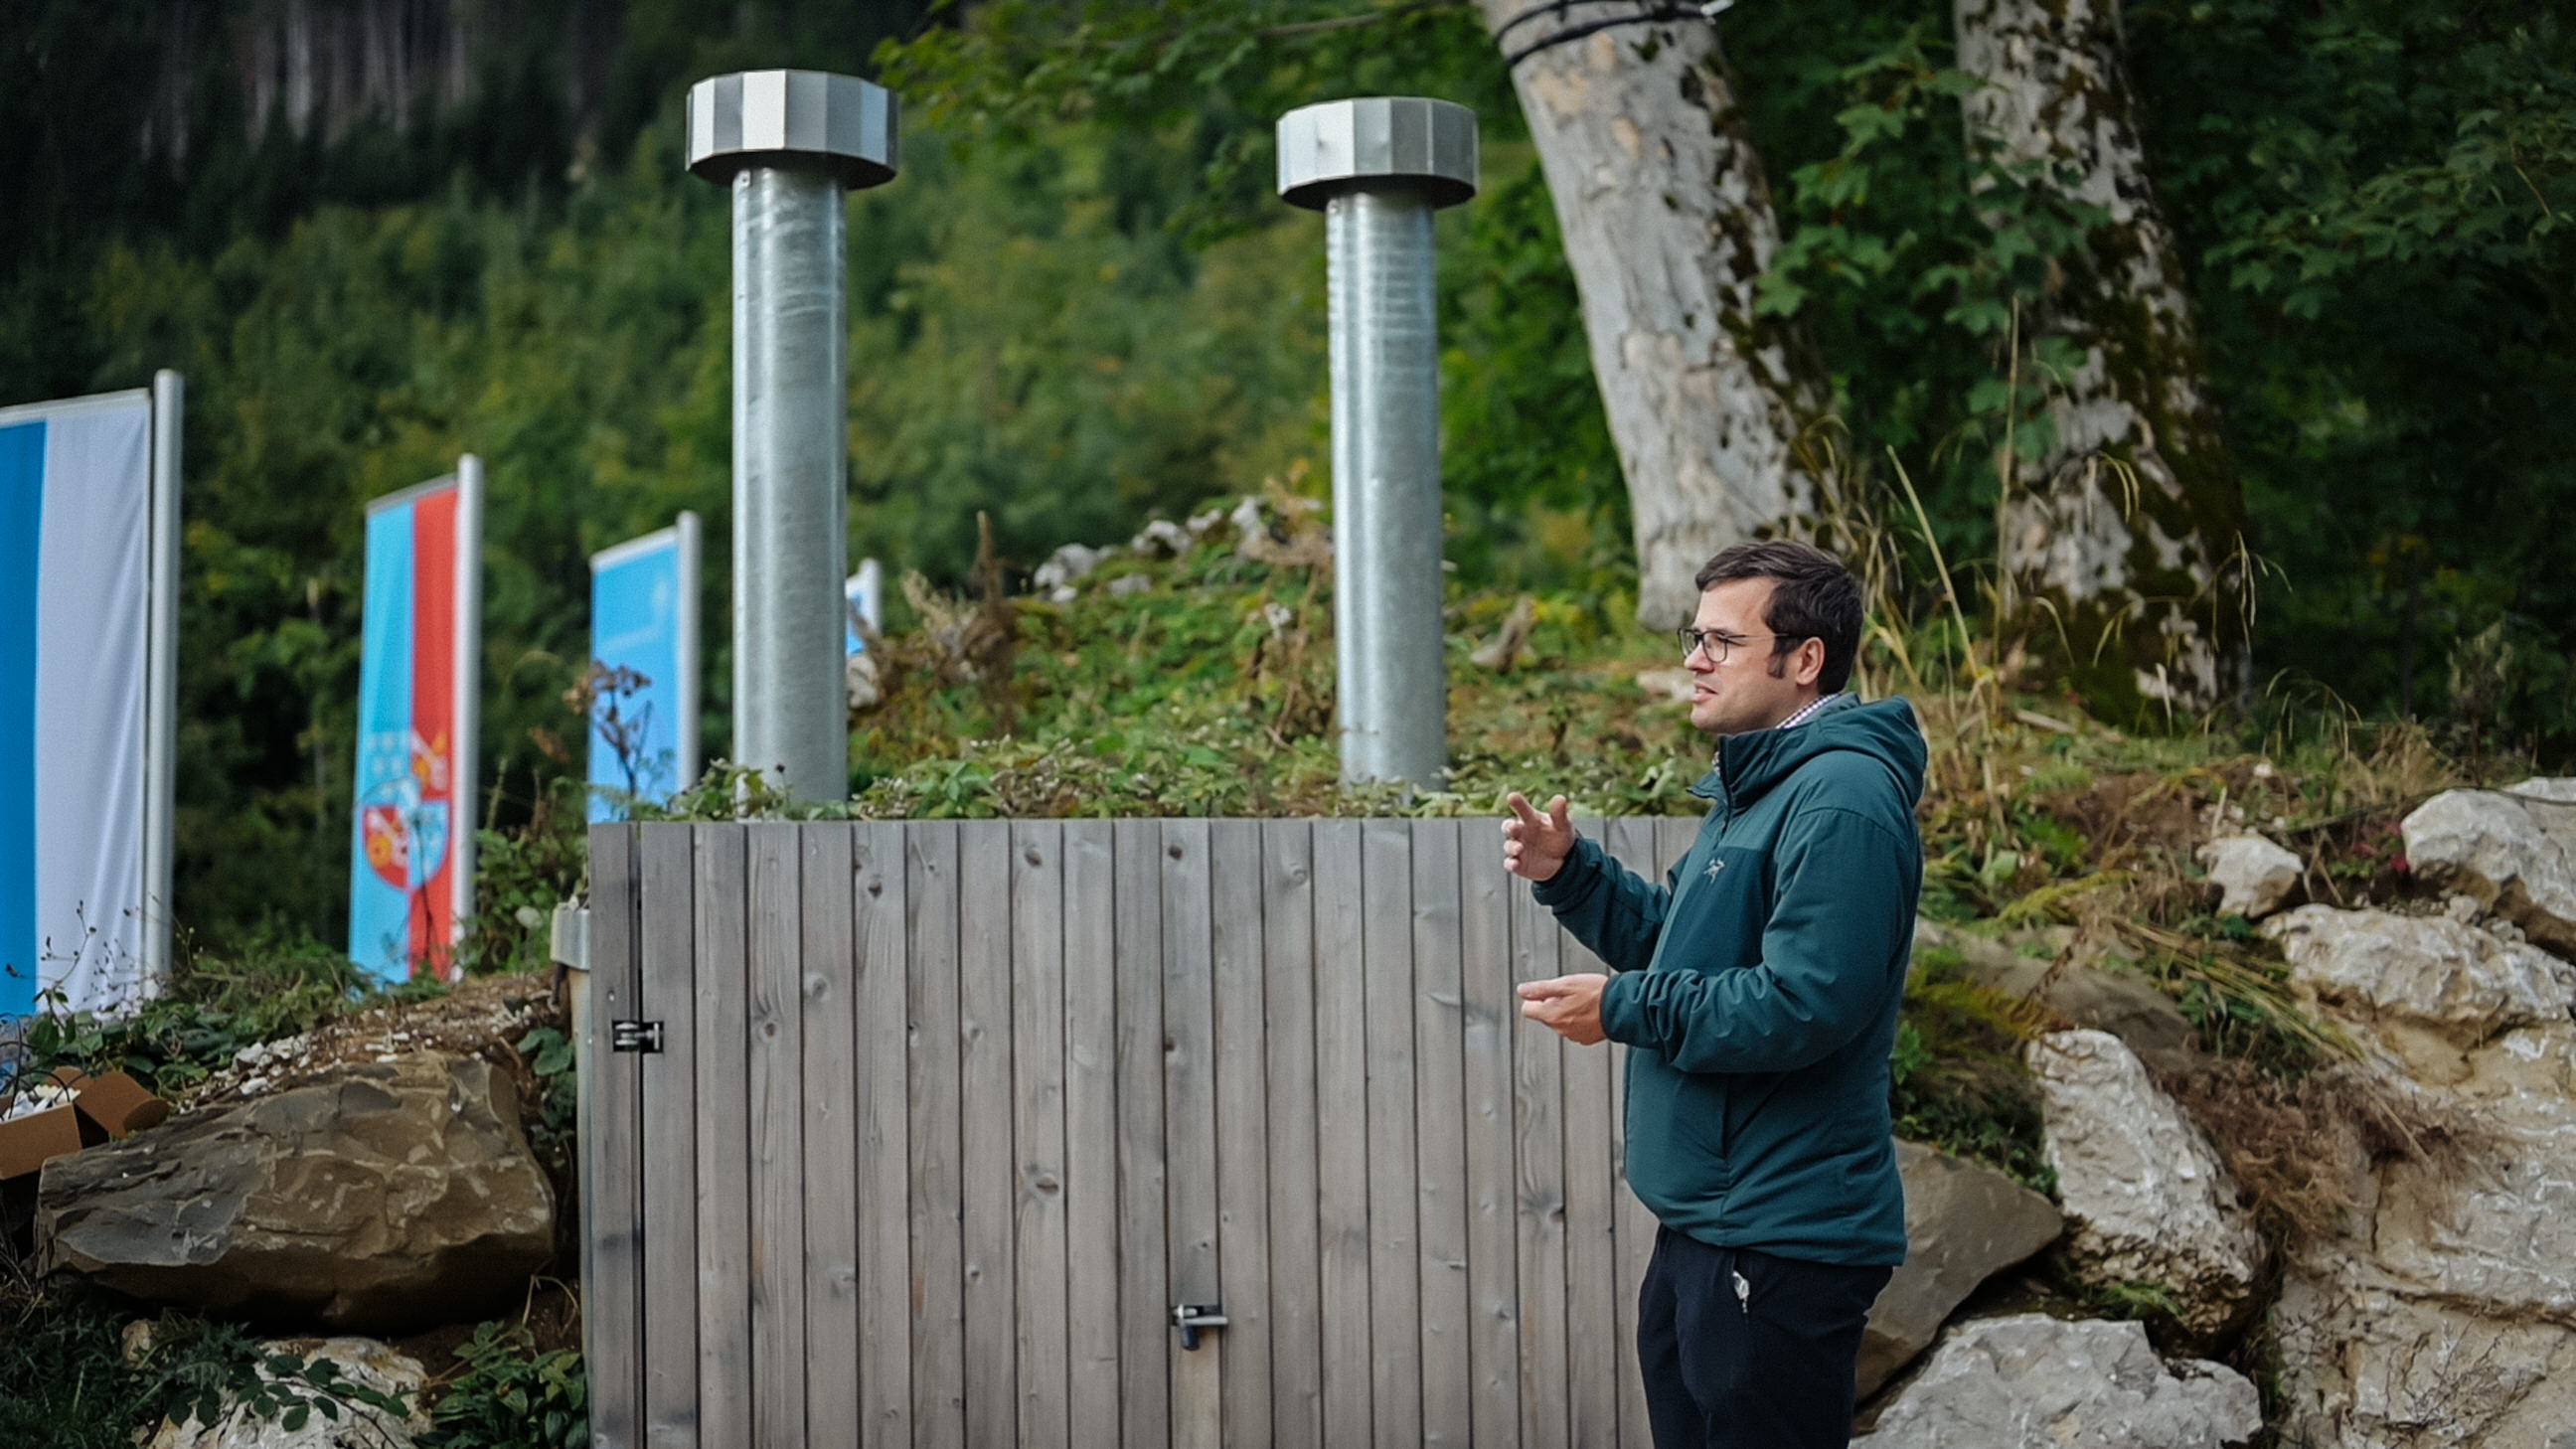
[958,822,1019,1449]
[1605,818,1667,1449]
[802,825,861,1449]
[692,826,753,1448]
[1259,820,1323,1449]
[1060,821,1122,1448]
[1162,820,1223,1449]
[905,823,966,1449]
[1560,818,1619,1449]
[1310,819,1372,1449]
[1013,822,1071,1449]
[1457,820,1522,1449]
[585,825,643,1449]
[1411,820,1473,1447]
[746,823,809,1446]
[1511,844,1569,1449]
[639,825,701,1448]
[1362,818,1422,1449]
[1210,821,1273,1449]
[1113,819,1171,1449]
[854,821,912,1446]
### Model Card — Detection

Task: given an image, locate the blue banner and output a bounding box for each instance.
[588,516,699,821]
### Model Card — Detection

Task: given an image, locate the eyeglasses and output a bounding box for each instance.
[1675,628,1800,664]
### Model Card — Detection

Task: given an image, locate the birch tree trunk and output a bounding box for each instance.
[1955,0,2250,718]
[1471,1,1835,628]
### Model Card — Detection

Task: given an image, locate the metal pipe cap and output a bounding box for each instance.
[1276,96,1478,211]
[687,71,899,190]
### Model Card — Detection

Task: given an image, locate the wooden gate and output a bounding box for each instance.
[583,816,1694,1448]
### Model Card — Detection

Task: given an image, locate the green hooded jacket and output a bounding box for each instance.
[1532,694,1926,1265]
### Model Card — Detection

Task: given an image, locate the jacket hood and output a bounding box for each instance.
[1692,695,1928,811]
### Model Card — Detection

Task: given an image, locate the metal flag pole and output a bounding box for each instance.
[451,453,484,951]
[143,371,182,995]
[687,70,899,803]
[1277,97,1479,788]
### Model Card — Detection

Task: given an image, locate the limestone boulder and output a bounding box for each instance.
[38,1051,554,1331]
[1853,1314,2261,1448]
[2262,905,2576,1074]
[2028,1031,2264,1337]
[2271,1261,2576,1449]
[1857,1142,2062,1398]
[2194,834,2303,919]
[144,1336,430,1448]
[2402,779,2576,956]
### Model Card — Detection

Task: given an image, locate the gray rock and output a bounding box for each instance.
[1857,1142,2062,1397]
[2272,1257,2576,1449]
[1853,1314,2261,1448]
[2262,905,2576,1059]
[39,1051,555,1331]
[2195,834,2304,919]
[1032,542,1106,589]
[2029,1031,2264,1338]
[2402,780,2576,956]
[1915,921,2202,1075]
[144,1335,429,1448]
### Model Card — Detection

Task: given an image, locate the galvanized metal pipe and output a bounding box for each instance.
[688,71,897,803]
[730,167,849,801]
[1327,189,1447,785]
[1278,96,1479,787]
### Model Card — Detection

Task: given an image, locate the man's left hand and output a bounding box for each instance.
[1519,973,1610,1046]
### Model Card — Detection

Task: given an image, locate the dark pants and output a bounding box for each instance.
[1637,1225,1892,1449]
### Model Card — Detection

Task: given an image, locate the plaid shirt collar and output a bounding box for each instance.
[1711,692,1847,778]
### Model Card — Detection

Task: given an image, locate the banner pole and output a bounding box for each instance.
[677,509,703,790]
[452,454,485,968]
[143,371,183,995]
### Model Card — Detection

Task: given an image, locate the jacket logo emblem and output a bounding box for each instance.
[1704,858,1725,881]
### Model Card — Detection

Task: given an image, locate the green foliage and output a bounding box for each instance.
[1888,946,2052,1191]
[10,934,376,1094]
[421,1322,588,1449]
[513,1025,581,1174]
[0,1291,409,1448]
[467,780,592,977]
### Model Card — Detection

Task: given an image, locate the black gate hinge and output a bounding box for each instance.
[610,1020,665,1053]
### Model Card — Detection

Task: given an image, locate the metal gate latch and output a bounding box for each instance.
[610,1020,665,1053]
[1171,1303,1227,1351]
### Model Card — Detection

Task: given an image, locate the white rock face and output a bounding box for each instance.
[1853,1314,2261,1448]
[2028,1030,2264,1336]
[146,1336,429,1447]
[2402,780,2576,955]
[2194,834,2304,918]
[2273,1262,2576,1449]
[2259,832,2576,1445]
[2263,905,2576,1054]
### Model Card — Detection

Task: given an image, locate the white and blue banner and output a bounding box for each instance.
[0,383,181,1020]
[587,513,699,821]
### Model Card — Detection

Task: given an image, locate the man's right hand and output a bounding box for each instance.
[1502,792,1576,883]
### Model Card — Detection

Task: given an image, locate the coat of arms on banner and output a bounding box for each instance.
[358,728,452,892]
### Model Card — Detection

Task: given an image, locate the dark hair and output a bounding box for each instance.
[1693,540,1864,694]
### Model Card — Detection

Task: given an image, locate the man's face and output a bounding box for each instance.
[1686,578,1821,736]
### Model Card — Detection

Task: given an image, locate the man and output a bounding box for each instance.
[1504,540,1925,1449]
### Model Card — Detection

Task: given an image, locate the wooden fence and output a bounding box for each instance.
[582,816,1697,1448]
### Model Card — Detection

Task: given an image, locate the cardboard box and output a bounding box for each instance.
[0,1067,169,1182]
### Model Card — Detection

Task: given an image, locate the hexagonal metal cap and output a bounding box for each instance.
[1276,96,1478,211]
[687,71,898,190]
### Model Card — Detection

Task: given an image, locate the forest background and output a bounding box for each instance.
[3,0,2570,955]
